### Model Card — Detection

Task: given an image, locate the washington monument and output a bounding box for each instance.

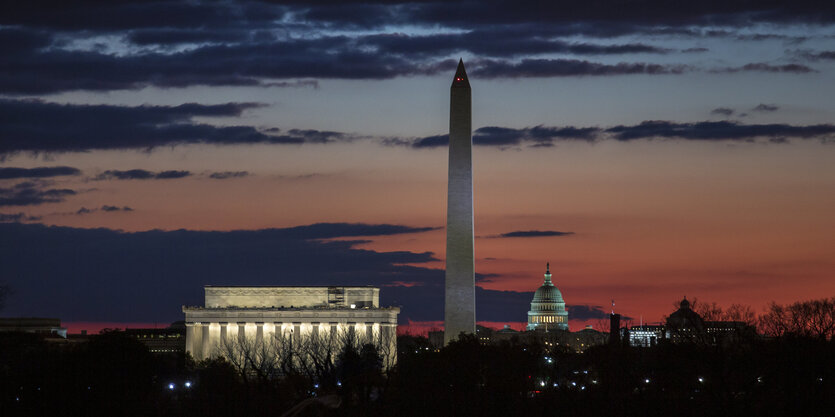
[444,59,475,344]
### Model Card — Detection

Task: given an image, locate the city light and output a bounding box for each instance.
[184,381,192,388]
[168,383,175,390]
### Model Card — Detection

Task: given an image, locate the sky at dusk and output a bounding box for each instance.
[1,1,834,334]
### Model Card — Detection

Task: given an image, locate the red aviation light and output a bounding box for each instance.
[455,77,463,81]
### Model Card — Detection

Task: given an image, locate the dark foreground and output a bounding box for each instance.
[1,332,833,417]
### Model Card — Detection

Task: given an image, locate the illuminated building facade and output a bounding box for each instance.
[628,325,665,347]
[527,264,569,331]
[183,286,399,368]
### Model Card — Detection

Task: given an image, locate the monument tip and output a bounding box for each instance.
[452,59,470,88]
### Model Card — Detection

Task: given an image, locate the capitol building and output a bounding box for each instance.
[526,263,569,331]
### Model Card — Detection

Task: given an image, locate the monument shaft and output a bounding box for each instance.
[445,60,475,344]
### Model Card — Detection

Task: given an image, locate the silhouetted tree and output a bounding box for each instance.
[760,297,835,339]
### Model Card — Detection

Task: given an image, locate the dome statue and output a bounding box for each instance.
[527,263,569,331]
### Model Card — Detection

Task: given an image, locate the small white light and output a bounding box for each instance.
[168,383,175,390]
[350,304,356,309]
[184,381,192,388]
[644,378,650,384]
[337,381,342,387]
[698,377,704,383]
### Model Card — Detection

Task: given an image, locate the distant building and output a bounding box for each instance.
[183,286,399,368]
[0,317,67,338]
[624,297,757,347]
[628,325,665,347]
[124,322,185,354]
[527,263,569,331]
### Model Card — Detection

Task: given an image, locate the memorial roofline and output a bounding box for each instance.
[182,305,400,311]
[204,285,378,288]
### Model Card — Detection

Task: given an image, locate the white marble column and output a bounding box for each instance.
[201,323,211,359]
[237,322,246,343]
[256,322,264,345]
[293,322,301,344]
[311,322,320,340]
[365,322,373,343]
[219,322,228,349]
[185,323,196,357]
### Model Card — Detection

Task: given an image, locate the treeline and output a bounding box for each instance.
[693,297,835,339]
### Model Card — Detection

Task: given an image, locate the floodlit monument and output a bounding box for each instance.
[183,286,399,368]
[526,263,569,331]
[445,59,476,344]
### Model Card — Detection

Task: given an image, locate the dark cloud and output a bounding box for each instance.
[209,171,250,180]
[497,230,575,238]
[752,103,779,112]
[0,1,281,32]
[414,120,835,148]
[363,31,669,58]
[94,169,191,180]
[0,100,354,154]
[413,126,600,148]
[474,272,503,283]
[297,0,835,30]
[567,304,633,321]
[101,205,133,212]
[0,166,81,179]
[710,107,735,117]
[0,222,443,323]
[0,212,41,222]
[0,29,449,94]
[0,181,75,206]
[126,28,252,46]
[412,135,450,148]
[682,47,709,53]
[471,58,685,78]
[75,205,134,215]
[1,1,834,94]
[154,170,191,179]
[6,1,835,35]
[799,50,835,61]
[4,100,833,156]
[606,120,835,141]
[715,63,816,73]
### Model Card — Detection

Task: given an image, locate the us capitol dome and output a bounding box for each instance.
[526,263,569,331]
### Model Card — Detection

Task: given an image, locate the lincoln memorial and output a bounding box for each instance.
[183,286,400,368]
